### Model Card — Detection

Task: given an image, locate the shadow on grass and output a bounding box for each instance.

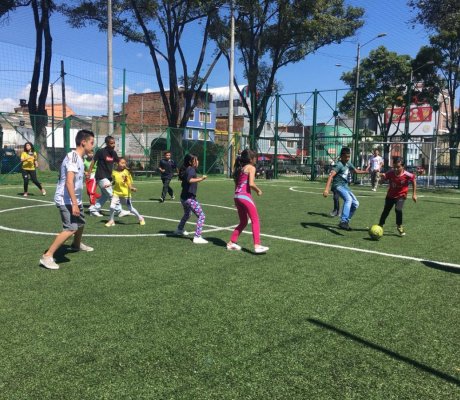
[422,261,460,275]
[301,222,344,236]
[205,237,227,248]
[45,245,74,266]
[419,199,460,206]
[450,216,460,219]
[307,318,460,387]
[307,211,333,218]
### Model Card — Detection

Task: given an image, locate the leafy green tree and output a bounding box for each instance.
[63,0,224,160]
[1,0,54,170]
[211,0,364,147]
[338,46,412,166]
[409,0,460,169]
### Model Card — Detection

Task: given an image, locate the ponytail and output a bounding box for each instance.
[178,153,197,181]
[233,149,256,183]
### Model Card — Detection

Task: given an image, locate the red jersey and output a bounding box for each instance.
[385,170,415,199]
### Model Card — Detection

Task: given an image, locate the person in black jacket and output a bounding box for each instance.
[158,151,177,202]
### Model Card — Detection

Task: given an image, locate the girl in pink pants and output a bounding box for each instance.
[227,149,269,254]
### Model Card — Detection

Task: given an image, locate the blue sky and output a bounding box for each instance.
[0,0,431,116]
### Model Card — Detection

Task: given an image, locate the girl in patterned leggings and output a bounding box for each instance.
[174,154,208,244]
[227,149,269,254]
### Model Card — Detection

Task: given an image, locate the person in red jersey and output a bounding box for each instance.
[378,157,417,236]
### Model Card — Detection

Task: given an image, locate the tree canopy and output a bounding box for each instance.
[212,0,364,145]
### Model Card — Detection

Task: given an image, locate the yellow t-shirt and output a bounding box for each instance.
[21,151,37,170]
[112,169,133,198]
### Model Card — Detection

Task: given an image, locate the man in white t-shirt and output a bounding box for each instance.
[40,130,95,270]
[366,149,384,191]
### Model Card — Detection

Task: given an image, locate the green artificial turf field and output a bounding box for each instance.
[0,177,459,399]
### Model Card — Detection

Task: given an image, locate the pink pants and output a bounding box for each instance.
[230,195,260,245]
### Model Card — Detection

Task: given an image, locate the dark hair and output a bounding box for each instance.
[233,149,256,183]
[178,153,198,181]
[340,147,351,156]
[392,156,404,166]
[164,151,171,156]
[104,135,115,145]
[23,142,34,152]
[75,129,95,146]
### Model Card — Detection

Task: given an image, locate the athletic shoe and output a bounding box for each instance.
[23,192,28,197]
[159,198,165,203]
[105,221,115,227]
[330,210,339,217]
[118,210,131,218]
[338,221,352,231]
[42,189,47,196]
[71,243,94,252]
[173,229,190,236]
[40,255,60,270]
[254,245,269,254]
[90,211,103,217]
[372,188,377,192]
[227,243,242,251]
[193,236,208,244]
[139,219,146,226]
[171,195,175,200]
[397,226,406,236]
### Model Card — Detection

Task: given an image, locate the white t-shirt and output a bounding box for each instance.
[368,155,383,171]
[54,150,84,206]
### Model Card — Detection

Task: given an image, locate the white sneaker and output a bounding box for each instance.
[254,245,269,254]
[71,243,94,252]
[227,243,242,251]
[174,229,190,236]
[40,255,60,270]
[118,210,131,218]
[372,188,376,191]
[193,236,208,244]
[90,211,103,217]
[42,189,47,196]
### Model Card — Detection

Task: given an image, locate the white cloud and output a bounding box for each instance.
[64,86,107,112]
[142,88,154,93]
[136,52,143,58]
[0,98,18,113]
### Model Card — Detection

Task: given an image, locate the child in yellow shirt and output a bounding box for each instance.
[105,158,145,227]
[20,142,46,197]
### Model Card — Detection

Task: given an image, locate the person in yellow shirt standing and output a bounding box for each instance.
[105,158,145,227]
[20,142,46,197]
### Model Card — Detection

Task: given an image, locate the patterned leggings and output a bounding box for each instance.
[178,198,205,237]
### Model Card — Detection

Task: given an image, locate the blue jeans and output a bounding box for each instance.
[89,178,121,213]
[335,185,359,223]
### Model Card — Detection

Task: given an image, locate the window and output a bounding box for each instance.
[199,111,211,123]
[269,140,275,147]
[198,131,207,141]
[187,129,193,139]
[286,141,295,149]
[189,112,195,121]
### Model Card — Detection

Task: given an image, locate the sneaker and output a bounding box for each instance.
[330,210,339,217]
[23,192,28,197]
[40,255,60,270]
[42,189,47,196]
[338,221,352,231]
[171,195,175,200]
[255,245,269,254]
[159,198,165,203]
[227,243,242,251]
[105,221,115,227]
[139,219,146,226]
[397,226,406,236]
[118,210,131,218]
[174,229,190,236]
[372,188,377,192]
[193,236,208,244]
[90,211,103,217]
[71,243,94,252]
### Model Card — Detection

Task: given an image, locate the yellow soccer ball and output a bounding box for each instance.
[369,224,383,240]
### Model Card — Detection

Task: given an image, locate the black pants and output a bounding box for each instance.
[161,177,174,199]
[379,197,405,227]
[332,188,340,212]
[22,169,42,193]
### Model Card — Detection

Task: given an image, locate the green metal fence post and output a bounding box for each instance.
[403,80,411,166]
[64,117,71,152]
[203,84,208,174]
[310,90,318,181]
[353,87,361,169]
[274,94,280,179]
[121,68,126,157]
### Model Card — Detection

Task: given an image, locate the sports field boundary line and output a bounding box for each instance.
[0,194,458,269]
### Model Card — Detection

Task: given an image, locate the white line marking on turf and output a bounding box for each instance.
[0,195,459,269]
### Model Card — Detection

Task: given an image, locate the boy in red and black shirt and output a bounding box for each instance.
[378,157,417,236]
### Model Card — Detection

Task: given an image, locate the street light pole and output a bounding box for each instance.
[352,33,387,170]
